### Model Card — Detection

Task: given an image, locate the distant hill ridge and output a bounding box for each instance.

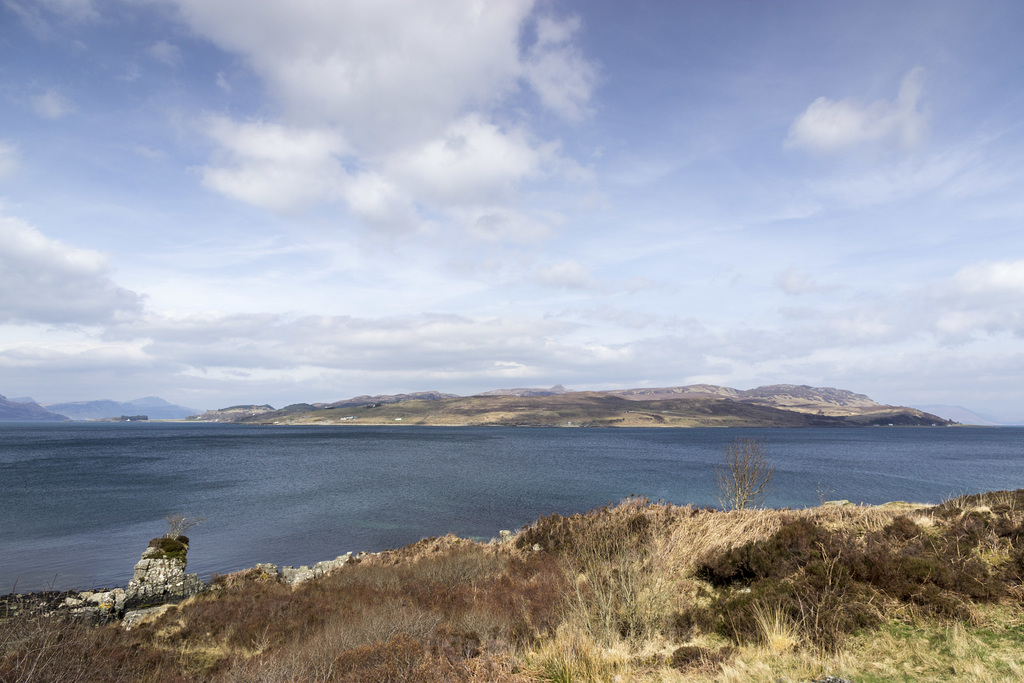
[0,394,68,422]
[604,384,877,412]
[190,383,949,427]
[45,397,201,421]
[323,391,460,409]
[474,385,570,397]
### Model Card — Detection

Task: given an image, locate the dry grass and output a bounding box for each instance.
[4,491,1024,682]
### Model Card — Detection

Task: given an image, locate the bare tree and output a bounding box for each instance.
[715,438,774,510]
[164,512,206,539]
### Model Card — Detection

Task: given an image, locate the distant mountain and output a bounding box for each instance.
[605,384,880,415]
[474,385,571,398]
[45,397,201,421]
[0,394,68,422]
[323,391,460,409]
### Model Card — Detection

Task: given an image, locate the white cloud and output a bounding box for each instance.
[0,140,18,178]
[31,88,73,119]
[776,266,835,296]
[577,306,657,329]
[132,144,166,160]
[522,15,598,121]
[0,215,143,325]
[199,117,348,212]
[930,259,1024,342]
[167,0,593,240]
[147,40,183,66]
[533,260,597,290]
[786,67,928,153]
[390,114,552,206]
[167,0,535,150]
[770,260,1024,351]
[119,63,141,82]
[457,206,554,243]
[38,0,97,22]
[199,111,569,233]
[0,339,151,370]
[806,148,968,207]
[215,71,231,92]
[952,260,1024,294]
[105,310,584,374]
[5,0,97,36]
[341,172,417,231]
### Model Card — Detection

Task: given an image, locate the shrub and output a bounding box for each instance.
[146,536,188,562]
[332,633,426,682]
[696,517,831,585]
[669,644,734,672]
[715,438,774,510]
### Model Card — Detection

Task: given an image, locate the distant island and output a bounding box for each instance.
[189,383,952,428]
[44,397,199,421]
[0,395,202,422]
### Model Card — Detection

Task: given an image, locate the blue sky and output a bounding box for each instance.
[2,0,1023,419]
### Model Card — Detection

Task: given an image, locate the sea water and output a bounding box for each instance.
[1,422,1022,591]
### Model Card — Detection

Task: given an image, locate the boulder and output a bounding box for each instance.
[122,604,176,630]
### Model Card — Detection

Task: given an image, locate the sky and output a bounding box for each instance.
[1,0,1023,419]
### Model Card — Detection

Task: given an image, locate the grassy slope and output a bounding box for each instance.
[3,491,1022,682]
[245,393,941,427]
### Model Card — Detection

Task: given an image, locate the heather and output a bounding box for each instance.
[3,491,1024,682]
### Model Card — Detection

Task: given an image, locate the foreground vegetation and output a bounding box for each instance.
[3,490,1023,682]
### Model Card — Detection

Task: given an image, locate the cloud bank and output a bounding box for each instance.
[0,216,143,325]
[170,0,596,241]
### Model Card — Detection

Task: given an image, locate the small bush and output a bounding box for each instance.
[670,604,716,641]
[696,517,831,585]
[670,644,734,672]
[145,536,188,562]
[332,633,426,682]
[716,438,774,510]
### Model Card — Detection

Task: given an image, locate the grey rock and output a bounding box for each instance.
[280,553,351,585]
[67,605,116,625]
[122,604,176,630]
[124,542,205,609]
[280,565,314,584]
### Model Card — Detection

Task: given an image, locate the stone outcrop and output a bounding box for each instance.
[1,590,125,625]
[124,537,206,609]
[255,553,353,586]
[62,588,127,623]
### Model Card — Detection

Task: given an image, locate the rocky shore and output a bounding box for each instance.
[0,535,380,628]
[2,528,520,629]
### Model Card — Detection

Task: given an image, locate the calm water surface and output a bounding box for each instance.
[1,423,1022,591]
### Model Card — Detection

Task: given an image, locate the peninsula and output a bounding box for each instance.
[190,384,950,427]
